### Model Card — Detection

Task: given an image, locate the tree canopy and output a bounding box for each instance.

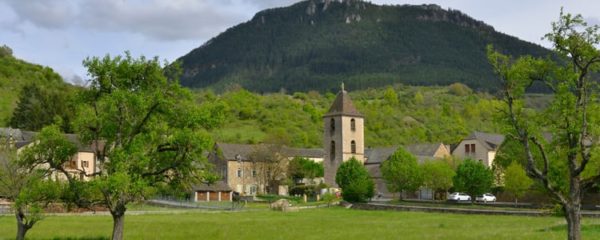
[488,10,600,240]
[453,159,493,201]
[335,157,374,202]
[380,147,423,200]
[71,53,215,240]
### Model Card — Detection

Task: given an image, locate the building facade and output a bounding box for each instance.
[323,84,364,187]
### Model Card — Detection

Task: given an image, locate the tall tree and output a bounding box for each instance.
[335,157,374,202]
[380,147,423,200]
[74,53,214,240]
[249,144,288,194]
[9,83,75,133]
[488,10,600,240]
[453,159,493,202]
[504,161,533,206]
[0,133,63,240]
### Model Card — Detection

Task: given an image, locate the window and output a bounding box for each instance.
[465,143,476,155]
[82,161,89,168]
[351,140,356,154]
[237,168,242,178]
[252,170,257,177]
[351,118,356,131]
[330,141,336,160]
[330,118,335,133]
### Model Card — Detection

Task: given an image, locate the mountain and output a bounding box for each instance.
[177,0,552,93]
[0,45,71,126]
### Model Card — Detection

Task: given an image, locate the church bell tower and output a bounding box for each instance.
[323,83,364,187]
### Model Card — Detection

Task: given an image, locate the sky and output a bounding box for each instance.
[1,0,599,84]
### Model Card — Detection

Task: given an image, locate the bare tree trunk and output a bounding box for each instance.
[111,207,126,240]
[564,203,582,240]
[15,209,30,240]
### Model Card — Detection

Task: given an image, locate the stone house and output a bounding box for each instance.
[208,142,324,196]
[452,131,505,168]
[1,128,100,181]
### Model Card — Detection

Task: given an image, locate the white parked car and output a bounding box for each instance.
[448,192,471,201]
[476,193,497,203]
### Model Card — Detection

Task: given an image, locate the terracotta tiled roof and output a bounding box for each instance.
[323,89,363,117]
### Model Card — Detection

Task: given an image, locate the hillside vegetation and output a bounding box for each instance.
[197,83,506,148]
[0,46,71,126]
[179,0,551,93]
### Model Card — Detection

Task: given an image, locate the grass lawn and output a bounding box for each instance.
[1,207,599,240]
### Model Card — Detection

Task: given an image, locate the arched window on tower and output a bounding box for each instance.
[330,118,335,133]
[351,140,356,154]
[330,141,336,160]
[351,118,356,131]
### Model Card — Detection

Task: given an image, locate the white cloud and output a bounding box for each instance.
[5,0,75,29]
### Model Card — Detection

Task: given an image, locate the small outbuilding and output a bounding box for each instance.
[192,181,233,202]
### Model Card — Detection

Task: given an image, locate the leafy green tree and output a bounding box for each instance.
[73,53,214,240]
[9,83,76,133]
[453,159,493,202]
[335,157,374,202]
[504,162,533,205]
[447,83,472,96]
[0,44,12,58]
[288,156,324,183]
[488,11,600,240]
[0,135,62,240]
[421,160,455,200]
[383,86,399,105]
[380,147,423,200]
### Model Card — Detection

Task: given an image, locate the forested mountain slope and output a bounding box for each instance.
[178,0,551,93]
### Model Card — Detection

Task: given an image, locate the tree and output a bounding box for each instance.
[421,160,455,200]
[383,86,399,105]
[9,84,76,133]
[488,11,600,240]
[0,134,62,240]
[73,53,214,240]
[453,159,493,202]
[0,44,12,58]
[380,147,423,200]
[288,156,324,184]
[249,144,288,194]
[335,157,374,202]
[504,162,533,206]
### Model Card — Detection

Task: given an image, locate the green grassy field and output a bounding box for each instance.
[1,207,600,240]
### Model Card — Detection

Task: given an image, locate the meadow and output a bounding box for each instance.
[1,207,599,240]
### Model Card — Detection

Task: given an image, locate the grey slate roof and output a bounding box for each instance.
[364,146,398,164]
[282,147,325,159]
[215,143,325,161]
[323,89,363,117]
[365,143,447,165]
[215,143,257,161]
[192,181,232,192]
[465,131,505,150]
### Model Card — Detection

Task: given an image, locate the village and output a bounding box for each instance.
[1,1,600,240]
